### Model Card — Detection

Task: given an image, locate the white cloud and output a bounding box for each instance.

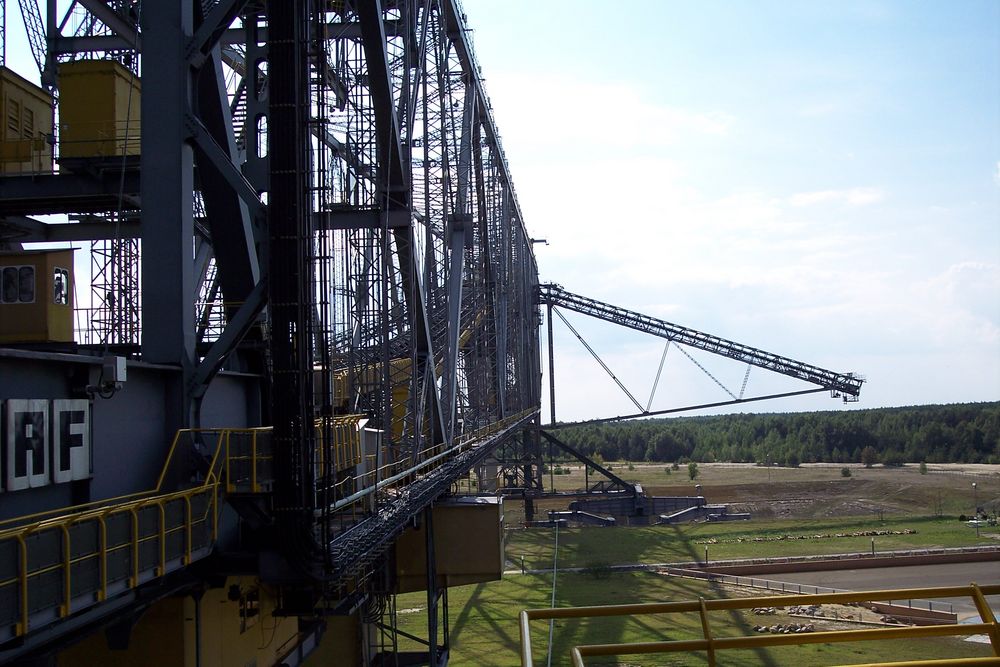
[478,61,998,418]
[486,73,734,157]
[788,187,885,207]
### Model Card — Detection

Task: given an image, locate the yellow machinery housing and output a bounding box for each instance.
[0,66,54,174]
[57,576,314,667]
[394,496,504,593]
[0,249,74,343]
[58,60,141,159]
[331,358,412,439]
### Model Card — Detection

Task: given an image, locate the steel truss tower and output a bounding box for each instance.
[0,0,541,662]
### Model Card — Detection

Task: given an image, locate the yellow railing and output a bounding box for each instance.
[0,431,228,639]
[520,584,1000,667]
[0,409,528,642]
[313,407,538,518]
[222,427,274,494]
[315,415,366,476]
[0,426,274,641]
[0,428,206,533]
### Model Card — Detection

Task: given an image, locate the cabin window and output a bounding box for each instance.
[1,265,35,303]
[53,268,68,305]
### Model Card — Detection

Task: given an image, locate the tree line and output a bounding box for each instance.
[552,402,1000,466]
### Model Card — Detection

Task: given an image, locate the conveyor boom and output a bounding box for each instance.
[537,284,863,399]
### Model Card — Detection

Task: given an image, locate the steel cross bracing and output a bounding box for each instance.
[0,0,541,578]
[256,0,543,576]
[538,284,864,400]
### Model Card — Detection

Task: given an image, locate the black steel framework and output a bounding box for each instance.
[0,2,868,662]
[538,284,864,422]
[1,0,542,661]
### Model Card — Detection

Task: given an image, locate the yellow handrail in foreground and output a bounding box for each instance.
[520,584,1000,667]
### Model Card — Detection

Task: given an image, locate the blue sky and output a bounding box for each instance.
[463,0,1000,422]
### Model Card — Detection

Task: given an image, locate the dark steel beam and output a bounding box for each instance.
[538,429,636,495]
[267,0,319,567]
[76,0,140,50]
[0,216,140,242]
[189,47,262,312]
[139,2,195,396]
[52,21,408,55]
[187,0,250,69]
[0,172,140,215]
[549,388,832,428]
[189,278,267,403]
[357,0,408,206]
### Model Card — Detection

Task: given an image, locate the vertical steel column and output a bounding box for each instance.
[267,0,317,565]
[424,507,439,666]
[547,304,555,424]
[140,1,195,425]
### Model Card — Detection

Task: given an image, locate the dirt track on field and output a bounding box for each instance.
[526,462,1000,521]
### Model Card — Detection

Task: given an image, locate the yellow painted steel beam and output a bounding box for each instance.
[522,584,1000,667]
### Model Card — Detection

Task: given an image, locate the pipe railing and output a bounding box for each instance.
[315,408,537,517]
[520,584,1000,667]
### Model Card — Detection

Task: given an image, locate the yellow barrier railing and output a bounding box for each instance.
[0,432,228,639]
[222,427,274,494]
[313,407,538,518]
[519,584,1000,667]
[315,415,366,476]
[0,426,276,641]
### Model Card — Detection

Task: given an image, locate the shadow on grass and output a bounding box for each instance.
[531,523,778,666]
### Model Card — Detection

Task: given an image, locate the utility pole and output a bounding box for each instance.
[973,482,979,538]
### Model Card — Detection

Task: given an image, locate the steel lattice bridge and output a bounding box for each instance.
[0,1,880,665]
[538,284,864,426]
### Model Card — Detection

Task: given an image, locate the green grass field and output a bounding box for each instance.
[405,464,1000,665]
[506,515,997,571]
[395,571,991,666]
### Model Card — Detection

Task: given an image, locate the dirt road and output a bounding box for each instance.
[766,561,1000,617]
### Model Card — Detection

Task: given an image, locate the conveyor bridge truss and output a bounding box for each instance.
[537,284,864,425]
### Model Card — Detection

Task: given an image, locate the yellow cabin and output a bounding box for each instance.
[0,249,75,343]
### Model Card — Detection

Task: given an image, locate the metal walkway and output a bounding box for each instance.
[0,412,532,647]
